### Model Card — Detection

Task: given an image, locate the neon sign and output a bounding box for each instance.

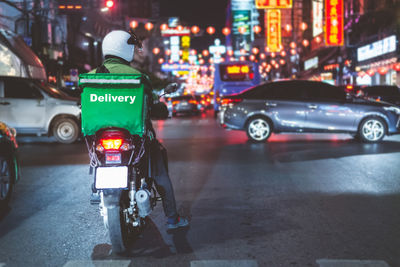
[256,0,292,8]
[325,0,344,46]
[266,10,281,52]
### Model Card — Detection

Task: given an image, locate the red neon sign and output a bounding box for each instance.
[256,0,292,9]
[325,0,344,46]
[266,10,281,52]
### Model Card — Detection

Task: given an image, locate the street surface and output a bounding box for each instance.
[1,111,400,267]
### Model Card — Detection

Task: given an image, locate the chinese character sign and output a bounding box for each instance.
[256,0,292,8]
[325,0,344,46]
[266,10,281,52]
[181,36,190,62]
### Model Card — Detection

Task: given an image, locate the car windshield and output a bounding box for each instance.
[33,81,76,100]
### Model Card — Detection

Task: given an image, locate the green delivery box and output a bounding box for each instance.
[79,73,149,136]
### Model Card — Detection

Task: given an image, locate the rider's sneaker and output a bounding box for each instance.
[166,216,189,229]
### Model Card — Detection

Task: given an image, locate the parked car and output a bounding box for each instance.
[0,76,81,143]
[171,95,199,117]
[218,80,400,143]
[358,85,400,106]
[0,121,20,210]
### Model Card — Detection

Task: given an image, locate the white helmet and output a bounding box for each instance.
[102,30,135,62]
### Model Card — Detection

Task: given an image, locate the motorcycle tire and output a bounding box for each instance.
[106,206,128,254]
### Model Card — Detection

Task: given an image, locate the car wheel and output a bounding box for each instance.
[52,118,79,144]
[0,157,13,210]
[246,117,272,142]
[358,117,386,143]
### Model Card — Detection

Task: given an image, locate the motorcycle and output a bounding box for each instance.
[82,80,178,254]
[0,122,19,210]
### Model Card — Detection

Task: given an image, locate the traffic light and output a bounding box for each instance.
[105,0,114,8]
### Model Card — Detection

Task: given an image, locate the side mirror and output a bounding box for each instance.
[164,83,179,94]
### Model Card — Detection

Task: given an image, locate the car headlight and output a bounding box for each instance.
[384,106,400,114]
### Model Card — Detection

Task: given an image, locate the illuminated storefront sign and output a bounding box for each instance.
[161,63,192,72]
[255,0,292,8]
[266,9,281,52]
[161,27,191,37]
[181,36,190,62]
[357,35,397,62]
[325,0,344,46]
[304,57,318,70]
[312,0,323,37]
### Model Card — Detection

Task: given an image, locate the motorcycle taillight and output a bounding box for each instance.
[101,139,123,150]
[96,130,131,152]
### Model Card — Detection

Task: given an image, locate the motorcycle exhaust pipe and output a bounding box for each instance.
[135,189,152,218]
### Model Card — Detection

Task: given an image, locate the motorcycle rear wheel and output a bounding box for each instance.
[106,206,129,254]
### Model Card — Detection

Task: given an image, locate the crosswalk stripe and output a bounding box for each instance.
[63,260,131,267]
[191,260,258,267]
[316,259,390,267]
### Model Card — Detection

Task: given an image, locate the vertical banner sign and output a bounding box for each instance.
[266,9,281,52]
[170,36,180,62]
[255,0,292,9]
[232,10,252,52]
[325,0,344,46]
[181,36,190,62]
[312,0,323,37]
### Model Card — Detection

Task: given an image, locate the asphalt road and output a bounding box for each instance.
[1,111,400,267]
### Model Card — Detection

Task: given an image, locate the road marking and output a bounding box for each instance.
[0,263,5,267]
[317,259,390,267]
[63,260,131,267]
[191,260,258,267]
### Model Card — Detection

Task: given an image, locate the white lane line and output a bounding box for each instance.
[317,259,390,267]
[63,260,131,267]
[191,260,258,267]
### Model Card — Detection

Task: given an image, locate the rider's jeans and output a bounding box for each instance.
[151,140,178,220]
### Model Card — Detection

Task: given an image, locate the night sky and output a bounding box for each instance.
[160,0,230,50]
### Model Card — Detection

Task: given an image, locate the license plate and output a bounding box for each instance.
[95,166,128,189]
[181,102,188,106]
[106,152,121,164]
